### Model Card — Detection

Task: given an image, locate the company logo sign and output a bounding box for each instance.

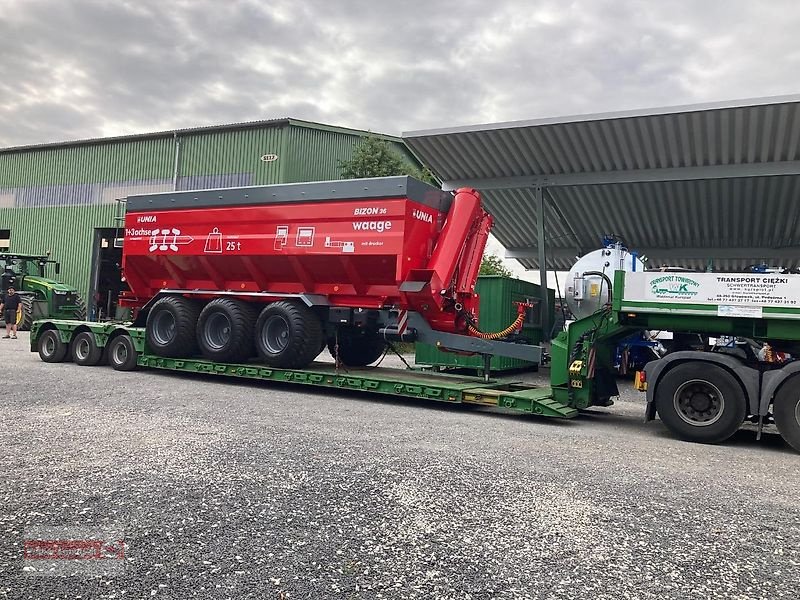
[649,275,700,299]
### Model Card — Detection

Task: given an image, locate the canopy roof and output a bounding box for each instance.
[404,94,800,271]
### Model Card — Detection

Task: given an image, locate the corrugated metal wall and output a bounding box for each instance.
[284,124,417,182]
[0,204,117,301]
[0,138,174,191]
[0,122,419,311]
[179,126,284,186]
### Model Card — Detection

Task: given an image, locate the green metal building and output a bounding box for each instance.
[0,119,417,318]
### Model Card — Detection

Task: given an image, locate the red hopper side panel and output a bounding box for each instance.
[121,178,448,311]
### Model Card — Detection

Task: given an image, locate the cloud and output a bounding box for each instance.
[1,0,798,149]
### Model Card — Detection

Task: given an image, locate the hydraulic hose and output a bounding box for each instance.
[466,302,532,340]
[581,270,613,301]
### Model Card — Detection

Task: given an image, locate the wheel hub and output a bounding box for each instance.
[114,342,128,364]
[203,312,232,350]
[151,311,176,345]
[674,379,724,426]
[262,315,290,354]
[76,339,90,360]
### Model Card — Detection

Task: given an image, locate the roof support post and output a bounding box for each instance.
[535,185,551,340]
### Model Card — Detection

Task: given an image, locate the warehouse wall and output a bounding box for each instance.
[0,204,116,301]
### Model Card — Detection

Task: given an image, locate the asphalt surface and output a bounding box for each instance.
[2,331,800,599]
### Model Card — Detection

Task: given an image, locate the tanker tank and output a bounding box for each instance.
[566,241,646,319]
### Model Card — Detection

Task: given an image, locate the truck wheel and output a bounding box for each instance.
[328,327,387,366]
[16,295,34,331]
[146,296,201,358]
[71,331,104,366]
[255,300,322,369]
[38,329,68,363]
[107,334,138,371]
[773,374,800,453]
[197,298,257,363]
[655,362,746,444]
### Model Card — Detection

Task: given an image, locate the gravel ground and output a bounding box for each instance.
[2,331,800,599]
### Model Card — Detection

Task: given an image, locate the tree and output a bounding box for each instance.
[479,253,513,278]
[339,135,437,184]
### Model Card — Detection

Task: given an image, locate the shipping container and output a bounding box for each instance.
[415,275,555,372]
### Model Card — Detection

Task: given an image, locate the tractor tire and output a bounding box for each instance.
[15,295,34,331]
[74,295,87,321]
[38,329,68,363]
[197,298,258,363]
[71,331,104,366]
[107,334,138,371]
[328,327,387,367]
[145,296,201,358]
[773,374,800,453]
[654,362,746,444]
[255,300,323,369]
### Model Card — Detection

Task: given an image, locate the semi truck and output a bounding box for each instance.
[28,177,800,453]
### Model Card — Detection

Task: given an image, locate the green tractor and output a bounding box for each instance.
[0,254,86,331]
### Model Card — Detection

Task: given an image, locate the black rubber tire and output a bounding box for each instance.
[74,295,87,320]
[328,327,387,367]
[71,331,104,366]
[107,334,138,371]
[773,374,800,453]
[38,329,68,363]
[197,298,258,363]
[255,300,323,369]
[145,296,201,358]
[654,362,746,444]
[16,295,34,331]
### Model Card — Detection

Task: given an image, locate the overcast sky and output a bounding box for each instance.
[2,0,799,148]
[2,0,799,280]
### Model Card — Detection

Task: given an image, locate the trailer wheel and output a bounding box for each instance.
[38,329,68,363]
[255,300,322,369]
[107,334,138,371]
[146,296,201,358]
[71,331,103,366]
[773,374,800,453]
[197,298,257,363]
[15,295,34,331]
[328,327,387,366]
[655,362,746,444]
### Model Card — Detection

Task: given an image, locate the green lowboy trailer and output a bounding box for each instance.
[29,268,800,452]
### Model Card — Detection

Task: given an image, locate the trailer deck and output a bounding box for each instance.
[31,319,576,419]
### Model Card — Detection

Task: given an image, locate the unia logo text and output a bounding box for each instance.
[412,209,433,223]
[650,275,700,298]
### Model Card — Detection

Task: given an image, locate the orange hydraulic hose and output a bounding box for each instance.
[466,302,533,340]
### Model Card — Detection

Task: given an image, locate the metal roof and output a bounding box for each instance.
[404,94,800,272]
[0,118,401,154]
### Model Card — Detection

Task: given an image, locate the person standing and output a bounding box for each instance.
[1,287,20,339]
